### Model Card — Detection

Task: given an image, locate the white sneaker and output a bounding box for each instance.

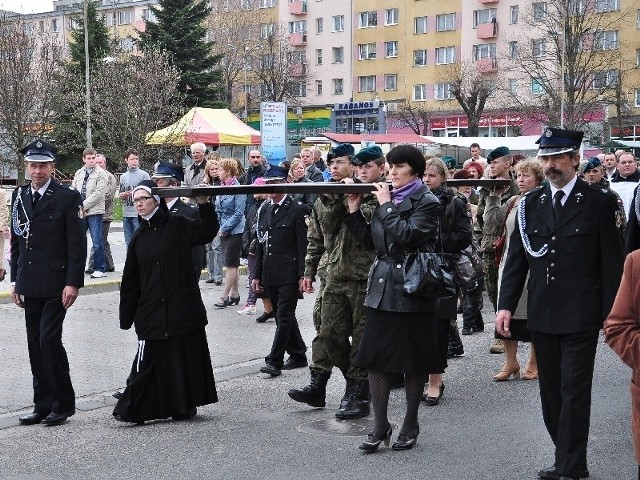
[90,271,106,279]
[237,305,257,315]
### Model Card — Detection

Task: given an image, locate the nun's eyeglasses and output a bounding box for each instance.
[133,196,153,205]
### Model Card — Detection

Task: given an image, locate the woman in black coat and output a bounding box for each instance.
[114,180,219,424]
[344,145,441,453]
[422,158,472,405]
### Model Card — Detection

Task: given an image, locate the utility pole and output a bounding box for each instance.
[84,0,92,147]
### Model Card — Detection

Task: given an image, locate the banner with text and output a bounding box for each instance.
[260,102,287,165]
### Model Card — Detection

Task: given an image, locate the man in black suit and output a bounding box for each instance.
[253,178,308,377]
[496,128,624,480]
[152,161,209,283]
[10,140,87,426]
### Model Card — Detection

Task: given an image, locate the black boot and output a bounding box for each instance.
[288,370,330,408]
[335,378,371,419]
[447,319,464,358]
[337,377,354,412]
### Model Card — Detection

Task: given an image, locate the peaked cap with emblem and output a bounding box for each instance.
[20,139,57,162]
[536,127,583,157]
[152,160,185,182]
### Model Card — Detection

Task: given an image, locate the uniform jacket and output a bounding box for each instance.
[254,195,307,286]
[498,179,624,333]
[476,178,519,252]
[10,181,86,297]
[343,184,441,313]
[625,185,640,254]
[603,250,640,463]
[71,165,108,216]
[119,203,217,339]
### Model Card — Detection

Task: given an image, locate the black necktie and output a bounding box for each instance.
[553,190,564,219]
[271,203,279,216]
[81,169,90,200]
[32,191,41,208]
[192,162,202,176]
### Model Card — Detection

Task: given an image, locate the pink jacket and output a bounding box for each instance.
[604,250,640,464]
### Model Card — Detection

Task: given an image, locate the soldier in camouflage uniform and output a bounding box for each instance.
[582,156,627,238]
[288,145,382,419]
[476,146,519,354]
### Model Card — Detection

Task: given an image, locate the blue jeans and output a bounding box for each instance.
[123,216,139,248]
[85,214,105,273]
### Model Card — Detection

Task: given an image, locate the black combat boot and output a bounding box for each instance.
[288,370,330,408]
[336,377,354,412]
[335,378,371,419]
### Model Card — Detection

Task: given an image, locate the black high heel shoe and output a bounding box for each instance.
[391,432,418,450]
[228,295,241,306]
[214,297,228,308]
[423,383,445,406]
[359,426,392,453]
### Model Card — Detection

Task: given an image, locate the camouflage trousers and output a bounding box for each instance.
[483,255,499,312]
[309,278,368,380]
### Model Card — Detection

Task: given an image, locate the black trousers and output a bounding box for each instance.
[24,297,75,414]
[531,329,599,478]
[264,283,307,367]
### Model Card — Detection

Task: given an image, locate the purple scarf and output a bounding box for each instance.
[391,178,423,205]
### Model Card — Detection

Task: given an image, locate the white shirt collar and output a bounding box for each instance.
[166,198,178,210]
[271,194,288,207]
[32,178,52,196]
[549,175,578,205]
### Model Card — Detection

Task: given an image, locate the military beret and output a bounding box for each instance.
[20,139,57,162]
[441,156,457,170]
[487,146,511,162]
[582,156,602,173]
[536,127,583,157]
[152,160,184,182]
[330,143,355,159]
[351,145,384,166]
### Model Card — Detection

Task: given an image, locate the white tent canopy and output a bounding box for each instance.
[422,135,540,152]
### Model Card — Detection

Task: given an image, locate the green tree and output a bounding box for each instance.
[139,0,224,108]
[68,1,111,74]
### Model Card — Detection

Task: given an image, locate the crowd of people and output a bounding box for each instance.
[5,131,640,479]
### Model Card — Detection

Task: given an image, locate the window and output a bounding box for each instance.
[591,69,618,89]
[436,46,455,64]
[533,2,547,21]
[261,53,275,69]
[594,30,618,50]
[473,43,496,60]
[359,43,377,60]
[414,84,427,101]
[509,79,518,94]
[69,17,80,30]
[359,11,378,28]
[290,81,307,97]
[384,74,397,91]
[531,78,544,95]
[510,5,519,24]
[39,21,44,32]
[635,89,640,107]
[509,41,518,59]
[333,78,344,95]
[105,12,115,27]
[260,23,275,38]
[120,37,134,52]
[595,0,619,12]
[332,46,344,63]
[316,18,323,34]
[332,15,344,32]
[532,39,546,57]
[414,16,427,34]
[260,0,274,7]
[142,8,156,22]
[118,10,132,25]
[473,8,496,27]
[434,83,454,100]
[289,20,307,33]
[385,8,398,25]
[316,80,323,95]
[570,0,586,15]
[414,49,427,66]
[637,9,640,29]
[358,75,376,92]
[385,41,398,58]
[315,49,322,65]
[636,48,640,67]
[288,51,307,64]
[436,13,455,32]
[51,18,58,32]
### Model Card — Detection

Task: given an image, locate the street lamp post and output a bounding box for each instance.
[84,0,92,147]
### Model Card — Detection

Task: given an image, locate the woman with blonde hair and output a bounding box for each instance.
[214,158,246,307]
[287,157,317,214]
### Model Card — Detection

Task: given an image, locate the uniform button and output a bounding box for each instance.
[378,278,383,283]
[268,253,272,255]
[534,229,538,233]
[396,264,401,268]
[28,261,31,264]
[161,298,165,302]
[575,228,580,232]
[550,277,555,281]
[551,236,556,241]
[550,250,555,254]
[386,207,392,213]
[550,263,555,267]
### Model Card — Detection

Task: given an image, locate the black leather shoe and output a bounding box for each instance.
[423,383,445,406]
[255,311,275,323]
[112,391,123,400]
[282,357,308,370]
[18,411,49,425]
[107,267,115,272]
[260,363,282,376]
[538,465,589,479]
[42,409,75,426]
[391,432,418,450]
[172,407,197,421]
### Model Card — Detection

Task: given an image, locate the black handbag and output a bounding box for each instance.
[453,238,484,286]
[403,249,456,299]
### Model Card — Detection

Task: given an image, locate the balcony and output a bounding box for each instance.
[289,63,307,77]
[290,32,307,46]
[476,57,498,73]
[288,0,307,15]
[478,0,499,3]
[477,21,498,39]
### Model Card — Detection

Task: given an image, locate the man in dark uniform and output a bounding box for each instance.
[253,177,308,377]
[10,140,86,426]
[496,128,624,480]
[152,160,208,283]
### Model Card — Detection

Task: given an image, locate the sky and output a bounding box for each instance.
[0,1,54,14]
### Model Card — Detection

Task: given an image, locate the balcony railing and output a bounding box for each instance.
[476,57,498,73]
[289,63,307,77]
[288,0,307,15]
[290,32,307,46]
[477,22,498,39]
[478,0,499,3]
